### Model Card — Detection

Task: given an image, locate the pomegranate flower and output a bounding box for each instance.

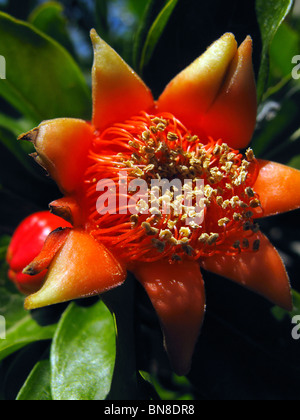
[17,31,300,375]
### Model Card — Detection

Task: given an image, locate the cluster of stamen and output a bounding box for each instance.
[84,112,263,263]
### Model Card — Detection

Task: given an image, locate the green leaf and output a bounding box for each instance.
[0,268,27,331]
[0,126,38,177]
[256,0,294,102]
[0,235,10,260]
[252,94,298,156]
[288,150,300,169]
[0,315,56,361]
[16,360,52,400]
[272,290,300,321]
[128,0,149,18]
[28,1,75,54]
[269,22,300,81]
[51,300,116,401]
[0,256,57,362]
[138,0,178,74]
[0,12,91,123]
[0,113,32,138]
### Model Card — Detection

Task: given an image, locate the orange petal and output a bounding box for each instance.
[49,197,81,226]
[157,33,238,134]
[23,227,71,276]
[133,260,206,376]
[8,269,47,295]
[200,36,257,149]
[19,118,95,194]
[200,232,292,311]
[25,230,126,310]
[91,29,154,131]
[254,160,300,217]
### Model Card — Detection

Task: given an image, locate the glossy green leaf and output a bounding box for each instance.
[0,314,56,361]
[256,0,294,102]
[0,12,91,123]
[0,235,10,260]
[139,0,178,73]
[288,152,300,169]
[272,290,300,321]
[51,300,116,401]
[0,126,38,177]
[16,359,52,400]
[29,1,74,54]
[129,0,149,18]
[0,256,56,362]
[0,113,32,138]
[0,260,31,331]
[252,80,300,157]
[269,22,300,81]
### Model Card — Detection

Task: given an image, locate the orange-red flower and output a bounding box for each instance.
[16,31,300,375]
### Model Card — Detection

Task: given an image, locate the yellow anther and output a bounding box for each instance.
[253,239,260,251]
[142,222,159,236]
[207,233,219,245]
[198,233,209,243]
[250,199,261,208]
[245,148,254,162]
[218,217,230,227]
[245,187,255,197]
[167,132,179,141]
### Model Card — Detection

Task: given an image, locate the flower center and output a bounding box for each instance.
[84,112,263,263]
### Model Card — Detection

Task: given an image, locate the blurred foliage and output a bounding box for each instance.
[0,0,299,401]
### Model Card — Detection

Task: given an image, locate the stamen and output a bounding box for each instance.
[84,111,261,263]
[253,239,260,251]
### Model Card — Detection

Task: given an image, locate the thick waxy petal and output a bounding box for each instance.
[7,211,71,295]
[133,260,206,376]
[158,33,237,133]
[91,30,154,131]
[25,230,126,310]
[49,197,81,226]
[23,227,71,276]
[158,34,257,148]
[7,212,63,272]
[19,118,95,194]
[254,160,300,217]
[199,37,257,149]
[8,269,46,296]
[200,232,292,311]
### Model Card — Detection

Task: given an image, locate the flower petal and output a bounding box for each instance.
[200,36,257,149]
[254,160,300,217]
[49,197,81,226]
[91,29,154,131]
[25,230,126,310]
[19,118,95,194]
[23,227,71,276]
[133,260,206,376]
[157,33,237,135]
[8,269,46,295]
[200,232,292,311]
